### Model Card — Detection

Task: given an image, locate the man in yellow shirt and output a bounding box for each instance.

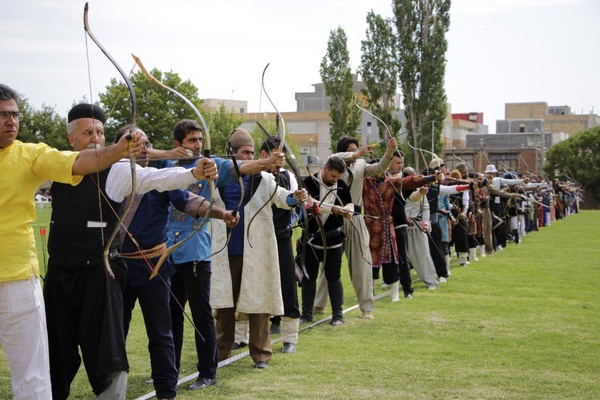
[0,84,144,400]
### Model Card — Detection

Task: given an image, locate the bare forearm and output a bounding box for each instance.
[239,159,270,175]
[72,145,126,175]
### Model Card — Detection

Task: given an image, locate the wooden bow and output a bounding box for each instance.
[131,54,215,279]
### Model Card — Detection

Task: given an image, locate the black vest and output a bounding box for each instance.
[272,170,293,233]
[303,174,351,235]
[48,169,124,267]
[426,184,440,215]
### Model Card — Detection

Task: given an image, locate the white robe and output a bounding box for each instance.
[210,172,289,316]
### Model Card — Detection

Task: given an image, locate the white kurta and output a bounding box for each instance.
[210,172,289,316]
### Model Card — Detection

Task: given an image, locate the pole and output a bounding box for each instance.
[431,121,435,156]
[540,130,546,170]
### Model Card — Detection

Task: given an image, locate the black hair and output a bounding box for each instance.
[336,136,359,153]
[0,84,19,102]
[325,156,347,174]
[393,149,404,158]
[173,119,203,143]
[260,136,281,153]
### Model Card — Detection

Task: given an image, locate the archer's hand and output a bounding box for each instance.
[193,158,218,181]
[293,189,309,203]
[387,137,398,150]
[266,151,285,170]
[222,210,239,228]
[355,144,376,158]
[168,146,193,159]
[435,171,443,181]
[122,130,144,159]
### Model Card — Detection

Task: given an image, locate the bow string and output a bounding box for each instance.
[84,2,137,279]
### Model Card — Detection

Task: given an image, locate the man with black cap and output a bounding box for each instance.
[0,84,145,400]
[43,104,217,399]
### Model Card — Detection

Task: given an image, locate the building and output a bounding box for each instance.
[500,101,599,136]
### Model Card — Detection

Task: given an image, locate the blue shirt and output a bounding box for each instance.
[166,157,238,264]
[223,176,250,256]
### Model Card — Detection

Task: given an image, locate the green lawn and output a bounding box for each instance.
[1,210,599,399]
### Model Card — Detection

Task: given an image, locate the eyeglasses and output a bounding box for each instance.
[0,111,23,121]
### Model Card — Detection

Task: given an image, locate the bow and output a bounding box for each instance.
[199,138,244,261]
[256,121,312,281]
[131,54,215,279]
[246,64,286,247]
[83,3,136,279]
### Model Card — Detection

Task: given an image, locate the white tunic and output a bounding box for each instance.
[210,172,290,316]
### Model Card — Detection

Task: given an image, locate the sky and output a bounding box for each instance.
[1,0,598,133]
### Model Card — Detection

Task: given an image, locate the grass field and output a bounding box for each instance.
[1,209,599,399]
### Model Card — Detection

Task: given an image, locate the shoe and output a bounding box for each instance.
[282,342,297,354]
[231,341,247,350]
[391,294,400,302]
[428,285,437,290]
[361,311,374,320]
[254,361,269,369]
[331,318,344,326]
[439,277,447,283]
[459,263,466,267]
[269,323,280,335]
[381,282,390,289]
[312,306,326,315]
[299,315,313,324]
[405,293,414,299]
[189,377,216,390]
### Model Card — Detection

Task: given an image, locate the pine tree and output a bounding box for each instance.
[359,11,402,141]
[320,27,361,151]
[393,0,451,170]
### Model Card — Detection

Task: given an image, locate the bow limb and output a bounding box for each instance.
[262,64,286,153]
[132,54,215,279]
[84,3,137,279]
[200,143,244,261]
[245,64,285,246]
[256,121,310,277]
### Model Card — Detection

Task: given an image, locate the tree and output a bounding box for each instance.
[18,98,69,150]
[544,127,600,201]
[393,0,451,170]
[98,69,207,149]
[207,103,247,154]
[359,11,402,141]
[320,27,362,151]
